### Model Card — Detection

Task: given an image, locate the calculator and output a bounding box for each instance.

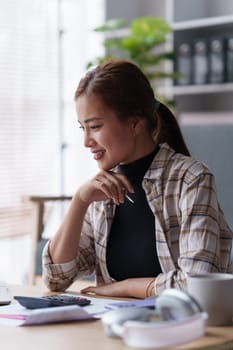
[14,294,91,309]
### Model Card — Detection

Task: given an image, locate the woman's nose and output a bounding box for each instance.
[83,131,94,148]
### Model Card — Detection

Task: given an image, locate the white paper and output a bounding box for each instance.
[0,304,94,326]
[0,294,125,326]
[74,295,125,317]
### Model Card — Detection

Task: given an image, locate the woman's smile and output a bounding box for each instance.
[92,149,106,161]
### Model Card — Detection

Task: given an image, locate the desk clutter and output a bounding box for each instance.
[0,286,208,348]
[0,293,100,326]
[1,283,233,350]
[175,35,233,85]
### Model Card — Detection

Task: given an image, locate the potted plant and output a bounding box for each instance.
[86,16,176,105]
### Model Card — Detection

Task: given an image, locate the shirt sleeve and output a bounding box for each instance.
[155,169,232,295]
[42,207,96,291]
[42,240,78,291]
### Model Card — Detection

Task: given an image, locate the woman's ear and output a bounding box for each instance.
[129,117,144,135]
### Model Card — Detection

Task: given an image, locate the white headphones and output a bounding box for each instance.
[102,288,208,348]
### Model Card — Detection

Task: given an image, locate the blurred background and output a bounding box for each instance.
[0,0,233,285]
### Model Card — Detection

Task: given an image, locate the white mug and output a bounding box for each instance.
[186,273,233,326]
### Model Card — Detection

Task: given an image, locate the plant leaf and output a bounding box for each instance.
[94,18,127,32]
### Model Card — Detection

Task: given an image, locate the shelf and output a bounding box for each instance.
[167,1,233,114]
[179,111,233,125]
[172,83,233,96]
[158,83,233,97]
[172,15,233,31]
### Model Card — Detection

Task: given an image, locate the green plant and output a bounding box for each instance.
[87,16,176,104]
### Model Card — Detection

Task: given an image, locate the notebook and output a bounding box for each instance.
[105,296,156,310]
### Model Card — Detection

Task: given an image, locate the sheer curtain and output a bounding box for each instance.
[0,0,104,284]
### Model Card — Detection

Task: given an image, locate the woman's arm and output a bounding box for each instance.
[49,170,134,264]
[81,277,156,299]
[49,192,90,263]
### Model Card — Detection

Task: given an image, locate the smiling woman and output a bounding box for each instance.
[42,60,232,298]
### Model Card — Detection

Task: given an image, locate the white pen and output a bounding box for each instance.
[125,194,134,204]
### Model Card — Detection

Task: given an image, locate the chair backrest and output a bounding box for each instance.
[26,195,72,285]
[181,121,233,231]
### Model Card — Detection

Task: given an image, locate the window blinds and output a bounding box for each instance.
[0,0,59,238]
[0,0,105,239]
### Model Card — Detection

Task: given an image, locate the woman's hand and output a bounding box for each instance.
[77,170,134,205]
[81,278,156,299]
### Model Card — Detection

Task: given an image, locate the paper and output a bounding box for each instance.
[49,294,154,316]
[105,296,156,310]
[0,304,95,326]
[65,293,127,317]
[0,294,128,326]
[0,292,147,326]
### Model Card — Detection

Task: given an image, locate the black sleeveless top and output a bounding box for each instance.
[106,148,162,280]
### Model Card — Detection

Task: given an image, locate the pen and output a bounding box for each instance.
[125,194,134,204]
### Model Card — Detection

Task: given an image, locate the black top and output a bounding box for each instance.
[106,148,162,280]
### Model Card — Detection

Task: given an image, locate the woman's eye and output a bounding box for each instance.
[78,124,102,131]
[90,125,102,130]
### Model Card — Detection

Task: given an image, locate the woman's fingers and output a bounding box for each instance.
[95,171,134,204]
[79,170,134,205]
[95,175,119,202]
[81,281,125,297]
[115,173,135,194]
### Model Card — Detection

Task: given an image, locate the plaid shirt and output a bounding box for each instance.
[43,143,233,294]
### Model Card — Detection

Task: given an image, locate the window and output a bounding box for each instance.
[0,0,104,283]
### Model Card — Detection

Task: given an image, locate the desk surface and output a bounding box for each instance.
[0,282,233,350]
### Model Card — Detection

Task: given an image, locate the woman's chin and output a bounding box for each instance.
[98,160,117,171]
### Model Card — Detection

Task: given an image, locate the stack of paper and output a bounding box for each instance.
[0,304,95,326]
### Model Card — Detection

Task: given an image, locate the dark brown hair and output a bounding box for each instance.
[75,60,190,156]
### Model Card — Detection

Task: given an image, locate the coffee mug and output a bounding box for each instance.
[186,273,233,326]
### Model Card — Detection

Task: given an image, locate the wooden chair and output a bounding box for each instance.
[25,195,72,285]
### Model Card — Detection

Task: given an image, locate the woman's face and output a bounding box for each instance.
[76,94,141,170]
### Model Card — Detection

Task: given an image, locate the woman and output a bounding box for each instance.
[42,60,232,298]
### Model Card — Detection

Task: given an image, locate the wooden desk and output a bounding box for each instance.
[0,282,233,350]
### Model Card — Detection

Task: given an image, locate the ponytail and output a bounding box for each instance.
[154,102,190,156]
